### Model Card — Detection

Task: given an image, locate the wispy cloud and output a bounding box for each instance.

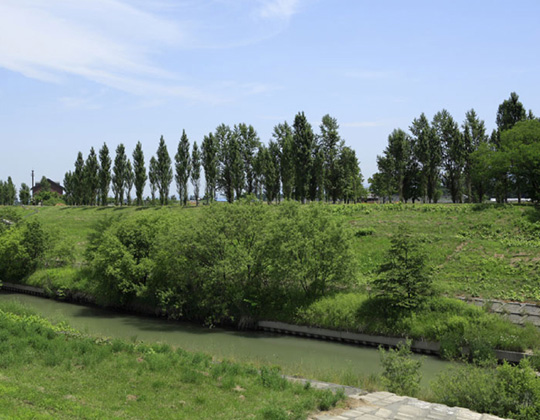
[257,0,301,20]
[0,0,295,103]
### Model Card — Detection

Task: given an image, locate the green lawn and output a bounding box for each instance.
[0,301,344,420]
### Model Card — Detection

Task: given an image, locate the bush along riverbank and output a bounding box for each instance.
[0,300,345,420]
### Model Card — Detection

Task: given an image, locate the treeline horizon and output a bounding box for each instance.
[2,93,540,206]
[371,92,540,204]
[57,111,364,206]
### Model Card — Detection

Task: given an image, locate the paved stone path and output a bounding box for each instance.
[311,391,508,420]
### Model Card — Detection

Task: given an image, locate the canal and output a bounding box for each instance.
[0,292,453,388]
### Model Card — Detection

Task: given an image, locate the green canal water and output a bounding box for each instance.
[0,292,453,387]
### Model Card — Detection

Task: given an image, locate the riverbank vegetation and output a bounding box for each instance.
[2,202,540,358]
[0,301,345,419]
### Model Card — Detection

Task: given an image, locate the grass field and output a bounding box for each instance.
[5,202,540,302]
[0,300,344,420]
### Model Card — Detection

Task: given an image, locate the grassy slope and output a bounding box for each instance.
[4,202,540,301]
[0,302,343,420]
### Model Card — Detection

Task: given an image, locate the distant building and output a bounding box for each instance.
[31,178,65,196]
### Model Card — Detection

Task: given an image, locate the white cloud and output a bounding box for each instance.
[258,0,301,20]
[0,0,302,102]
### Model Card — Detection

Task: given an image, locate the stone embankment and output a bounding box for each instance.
[311,390,507,420]
[459,296,540,327]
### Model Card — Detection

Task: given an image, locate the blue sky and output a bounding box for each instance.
[1,0,539,195]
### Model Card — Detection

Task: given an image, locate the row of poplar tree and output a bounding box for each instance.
[63,112,365,206]
[370,92,540,203]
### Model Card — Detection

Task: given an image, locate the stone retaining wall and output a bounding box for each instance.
[459,297,540,327]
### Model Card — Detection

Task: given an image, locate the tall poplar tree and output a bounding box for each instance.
[462,109,487,202]
[19,183,31,205]
[273,122,295,200]
[191,141,201,206]
[125,159,134,206]
[112,144,127,205]
[132,141,147,206]
[319,114,343,202]
[98,143,111,206]
[175,130,191,206]
[217,124,244,203]
[74,152,85,205]
[202,133,219,203]
[149,156,158,204]
[155,136,172,205]
[84,147,99,205]
[433,110,464,203]
[292,112,314,203]
[237,123,260,195]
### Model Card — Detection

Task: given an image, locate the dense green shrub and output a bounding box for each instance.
[379,340,421,396]
[87,214,164,302]
[0,219,46,281]
[88,201,355,324]
[432,360,540,419]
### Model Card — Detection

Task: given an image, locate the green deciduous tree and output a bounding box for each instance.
[84,147,99,205]
[112,144,127,205]
[496,92,527,133]
[293,112,315,203]
[202,132,219,204]
[98,143,111,206]
[462,109,487,202]
[125,159,134,206]
[132,141,147,206]
[191,141,201,206]
[73,152,85,205]
[238,123,260,196]
[319,114,343,202]
[175,130,191,206]
[217,124,244,203]
[500,120,540,202]
[433,109,464,203]
[339,146,364,203]
[19,183,31,205]
[148,156,158,204]
[155,136,173,205]
[273,122,295,200]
